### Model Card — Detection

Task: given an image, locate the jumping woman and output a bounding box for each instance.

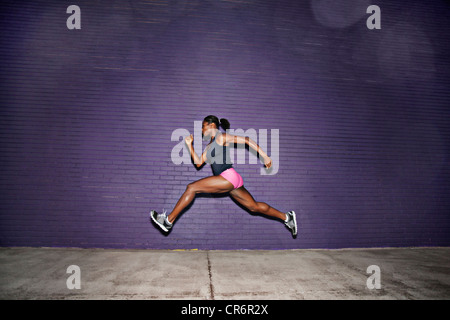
[150,115,297,237]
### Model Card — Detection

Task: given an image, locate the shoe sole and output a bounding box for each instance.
[150,210,169,232]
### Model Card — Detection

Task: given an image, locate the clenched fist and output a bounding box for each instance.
[185,134,193,145]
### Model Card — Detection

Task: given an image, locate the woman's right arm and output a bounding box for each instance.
[185,134,207,168]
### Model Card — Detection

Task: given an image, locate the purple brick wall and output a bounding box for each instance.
[1,0,449,249]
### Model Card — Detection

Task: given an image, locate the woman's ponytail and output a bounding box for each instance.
[219,118,230,130]
[203,115,230,131]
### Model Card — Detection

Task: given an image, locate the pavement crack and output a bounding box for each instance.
[206,251,215,300]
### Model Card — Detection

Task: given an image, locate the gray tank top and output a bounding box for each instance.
[205,131,233,176]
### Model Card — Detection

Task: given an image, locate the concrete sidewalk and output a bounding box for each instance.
[0,247,449,299]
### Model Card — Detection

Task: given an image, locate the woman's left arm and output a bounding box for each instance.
[223,133,272,168]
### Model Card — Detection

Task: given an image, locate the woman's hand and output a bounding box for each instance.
[263,156,272,169]
[185,134,193,145]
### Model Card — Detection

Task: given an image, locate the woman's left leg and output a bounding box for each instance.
[229,186,287,221]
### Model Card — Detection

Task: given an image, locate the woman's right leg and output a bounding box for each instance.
[167,175,234,223]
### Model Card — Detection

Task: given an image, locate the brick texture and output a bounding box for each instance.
[1,0,449,249]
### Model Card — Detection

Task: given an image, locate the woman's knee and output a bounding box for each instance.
[257,202,270,213]
[186,182,202,194]
[186,182,196,193]
[249,202,269,213]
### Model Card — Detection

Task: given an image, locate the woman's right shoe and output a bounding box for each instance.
[150,210,173,232]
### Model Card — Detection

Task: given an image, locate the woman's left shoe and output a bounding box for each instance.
[284,211,297,237]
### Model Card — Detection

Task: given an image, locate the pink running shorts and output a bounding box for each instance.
[220,168,244,189]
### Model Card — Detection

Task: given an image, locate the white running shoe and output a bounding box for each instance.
[150,210,173,232]
[285,211,297,237]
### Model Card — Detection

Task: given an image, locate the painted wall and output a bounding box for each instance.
[1,0,449,249]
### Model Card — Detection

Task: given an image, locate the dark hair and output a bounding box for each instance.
[203,115,230,130]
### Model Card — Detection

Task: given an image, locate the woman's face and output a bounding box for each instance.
[202,121,215,140]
